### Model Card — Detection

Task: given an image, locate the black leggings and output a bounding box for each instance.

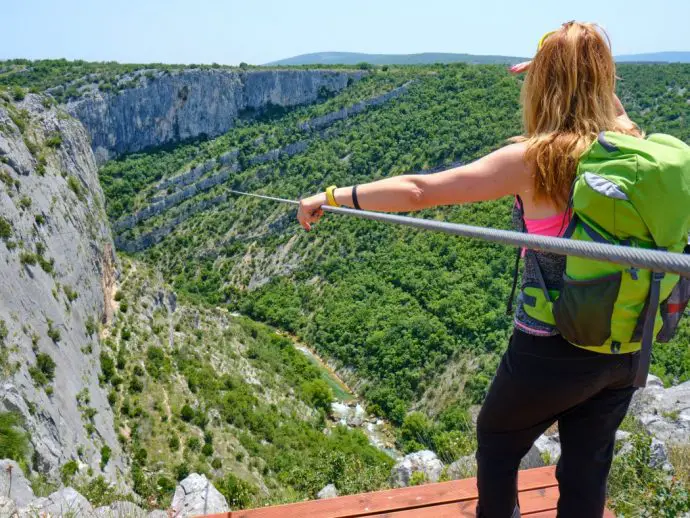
[476,329,638,518]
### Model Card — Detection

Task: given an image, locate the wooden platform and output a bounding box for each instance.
[201,466,615,517]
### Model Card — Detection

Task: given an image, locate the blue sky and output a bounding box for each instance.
[3,0,689,65]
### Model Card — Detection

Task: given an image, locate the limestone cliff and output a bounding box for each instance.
[67,68,365,161]
[0,93,126,484]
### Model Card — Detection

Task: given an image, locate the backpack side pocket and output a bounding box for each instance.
[553,272,622,347]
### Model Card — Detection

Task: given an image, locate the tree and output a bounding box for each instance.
[301,380,334,414]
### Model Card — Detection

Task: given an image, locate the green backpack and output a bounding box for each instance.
[515,131,690,387]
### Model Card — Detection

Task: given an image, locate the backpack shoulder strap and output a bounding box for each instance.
[506,197,525,314]
[506,196,552,312]
[635,270,665,387]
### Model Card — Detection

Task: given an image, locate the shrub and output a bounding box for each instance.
[34,214,46,226]
[169,435,180,451]
[67,176,85,201]
[186,437,201,452]
[60,459,79,484]
[37,255,54,274]
[409,471,427,486]
[18,196,31,210]
[180,404,195,422]
[174,463,190,481]
[75,475,126,508]
[47,320,61,342]
[134,447,147,465]
[145,346,166,379]
[11,86,25,101]
[400,412,435,450]
[63,285,78,302]
[85,316,97,336]
[0,319,7,344]
[129,376,144,393]
[201,443,213,456]
[217,473,258,509]
[301,379,334,414]
[433,430,475,464]
[0,217,12,240]
[19,252,37,266]
[100,445,111,470]
[211,457,222,469]
[29,352,56,386]
[45,133,62,148]
[609,432,690,516]
[0,412,30,462]
[100,352,115,382]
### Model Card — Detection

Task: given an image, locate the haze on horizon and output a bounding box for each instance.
[2,0,689,65]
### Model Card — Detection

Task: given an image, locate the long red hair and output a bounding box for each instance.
[517,22,642,208]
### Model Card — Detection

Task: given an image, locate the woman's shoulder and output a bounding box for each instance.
[488,142,532,179]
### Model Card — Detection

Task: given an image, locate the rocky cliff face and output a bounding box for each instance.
[0,94,126,483]
[67,69,365,162]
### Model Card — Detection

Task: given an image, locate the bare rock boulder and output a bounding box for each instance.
[390,450,444,487]
[18,487,93,517]
[0,460,35,508]
[316,484,339,499]
[171,473,229,517]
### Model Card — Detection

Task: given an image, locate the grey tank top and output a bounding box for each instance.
[512,204,567,336]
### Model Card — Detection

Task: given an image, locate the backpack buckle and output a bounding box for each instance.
[653,272,666,282]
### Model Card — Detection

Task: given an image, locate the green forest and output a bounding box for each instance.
[99,63,690,423]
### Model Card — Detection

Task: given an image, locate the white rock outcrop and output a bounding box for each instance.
[94,500,148,517]
[0,95,125,480]
[0,460,35,507]
[316,484,339,499]
[390,450,444,487]
[68,69,365,161]
[629,374,690,444]
[18,487,93,517]
[0,496,17,517]
[446,454,477,480]
[171,473,229,517]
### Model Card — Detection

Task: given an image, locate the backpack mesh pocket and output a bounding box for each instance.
[553,272,622,347]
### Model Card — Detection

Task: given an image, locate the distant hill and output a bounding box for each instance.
[266,51,690,66]
[264,52,527,66]
[615,51,690,63]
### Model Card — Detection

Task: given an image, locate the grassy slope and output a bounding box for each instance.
[101,257,392,509]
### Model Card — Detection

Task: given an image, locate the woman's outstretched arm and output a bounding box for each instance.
[297,143,529,231]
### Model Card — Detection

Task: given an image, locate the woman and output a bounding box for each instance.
[297,22,641,517]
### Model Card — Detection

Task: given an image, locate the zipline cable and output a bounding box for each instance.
[227,189,690,277]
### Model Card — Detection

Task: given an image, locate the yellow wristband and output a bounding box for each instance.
[325,185,339,207]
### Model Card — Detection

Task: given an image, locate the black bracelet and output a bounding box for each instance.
[352,185,361,210]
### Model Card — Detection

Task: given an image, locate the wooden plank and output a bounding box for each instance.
[524,507,615,517]
[367,486,559,518]
[227,467,558,518]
